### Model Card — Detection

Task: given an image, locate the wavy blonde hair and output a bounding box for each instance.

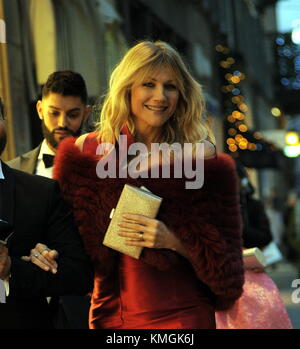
[97,41,215,146]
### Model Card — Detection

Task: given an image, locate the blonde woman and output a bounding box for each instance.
[32,41,244,329]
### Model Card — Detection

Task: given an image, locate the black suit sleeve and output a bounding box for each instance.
[8,181,94,298]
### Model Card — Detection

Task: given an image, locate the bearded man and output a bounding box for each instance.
[8,70,90,176]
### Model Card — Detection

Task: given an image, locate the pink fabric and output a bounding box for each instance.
[215,270,293,329]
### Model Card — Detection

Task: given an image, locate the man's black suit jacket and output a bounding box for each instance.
[0,162,93,329]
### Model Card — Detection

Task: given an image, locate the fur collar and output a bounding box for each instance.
[54,137,244,310]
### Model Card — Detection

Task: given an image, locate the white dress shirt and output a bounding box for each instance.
[35,141,55,303]
[35,140,55,178]
[0,160,4,179]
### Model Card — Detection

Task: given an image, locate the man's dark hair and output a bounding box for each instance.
[42,70,88,104]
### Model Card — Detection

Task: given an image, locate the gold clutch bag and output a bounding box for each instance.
[243,247,267,270]
[103,184,163,259]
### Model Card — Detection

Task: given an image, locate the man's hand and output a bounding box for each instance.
[0,242,11,280]
[21,243,59,274]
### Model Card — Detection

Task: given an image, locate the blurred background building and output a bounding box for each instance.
[0,0,299,210]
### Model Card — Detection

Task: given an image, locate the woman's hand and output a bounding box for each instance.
[21,243,59,274]
[118,214,189,258]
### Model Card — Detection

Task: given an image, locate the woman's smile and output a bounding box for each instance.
[144,104,168,112]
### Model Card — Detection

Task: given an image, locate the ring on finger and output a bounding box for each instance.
[40,248,49,254]
[139,233,144,241]
[32,252,40,258]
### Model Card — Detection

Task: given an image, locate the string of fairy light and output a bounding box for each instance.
[216,44,264,153]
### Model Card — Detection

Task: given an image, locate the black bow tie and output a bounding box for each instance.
[43,154,55,168]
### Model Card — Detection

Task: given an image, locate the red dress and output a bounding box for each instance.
[83,132,215,329]
[54,129,244,329]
